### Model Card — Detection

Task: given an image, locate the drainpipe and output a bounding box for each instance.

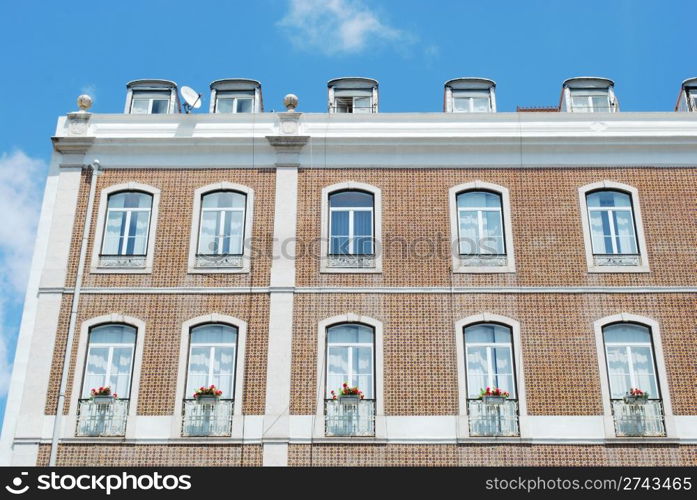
[49,159,101,466]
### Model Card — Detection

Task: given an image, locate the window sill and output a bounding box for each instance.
[452,256,515,274]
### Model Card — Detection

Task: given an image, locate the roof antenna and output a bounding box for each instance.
[181,86,202,113]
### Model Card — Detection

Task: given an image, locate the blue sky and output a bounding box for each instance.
[0,0,695,426]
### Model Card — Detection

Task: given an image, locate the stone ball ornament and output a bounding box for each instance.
[77,94,93,111]
[283,93,298,111]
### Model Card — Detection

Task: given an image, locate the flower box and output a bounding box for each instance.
[92,395,115,405]
[193,384,223,405]
[196,395,219,405]
[482,395,506,405]
[338,394,361,406]
[624,388,649,405]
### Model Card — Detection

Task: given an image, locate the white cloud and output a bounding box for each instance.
[278,0,409,55]
[0,150,47,396]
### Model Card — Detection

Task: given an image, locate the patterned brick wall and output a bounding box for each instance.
[45,293,269,415]
[290,293,697,416]
[37,444,262,466]
[65,168,276,289]
[288,444,697,466]
[295,168,697,288]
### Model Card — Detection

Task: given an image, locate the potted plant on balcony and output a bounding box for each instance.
[90,386,117,405]
[193,385,223,405]
[623,388,649,404]
[331,383,364,406]
[479,387,510,405]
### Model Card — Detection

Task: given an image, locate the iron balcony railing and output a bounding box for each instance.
[467,399,520,437]
[611,399,666,437]
[325,399,375,437]
[77,398,129,437]
[182,399,234,437]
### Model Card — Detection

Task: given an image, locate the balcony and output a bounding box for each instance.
[182,399,233,437]
[325,399,375,437]
[76,398,129,437]
[611,399,666,437]
[467,399,519,437]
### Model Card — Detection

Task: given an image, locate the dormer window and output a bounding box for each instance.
[444,78,496,113]
[561,77,618,113]
[675,77,697,112]
[209,79,262,113]
[125,80,179,114]
[328,77,378,114]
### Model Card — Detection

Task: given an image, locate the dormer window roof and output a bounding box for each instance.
[125,79,179,114]
[444,78,496,113]
[675,77,697,112]
[328,77,378,113]
[210,79,263,113]
[561,77,618,113]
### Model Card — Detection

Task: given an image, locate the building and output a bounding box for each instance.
[1,76,695,467]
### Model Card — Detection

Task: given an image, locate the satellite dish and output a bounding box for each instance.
[181,86,202,113]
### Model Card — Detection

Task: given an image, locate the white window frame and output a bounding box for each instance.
[314,314,384,439]
[185,324,238,400]
[449,181,516,273]
[463,326,517,400]
[593,313,675,438]
[452,90,492,113]
[100,193,153,257]
[569,90,612,113]
[325,324,375,399]
[67,314,146,439]
[214,95,255,113]
[578,181,650,273]
[173,314,248,439]
[129,91,172,115]
[91,183,161,274]
[80,325,136,399]
[187,182,254,274]
[328,194,374,256]
[320,182,382,274]
[454,313,528,439]
[603,328,659,400]
[586,192,638,256]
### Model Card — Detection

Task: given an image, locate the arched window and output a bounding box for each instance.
[185,324,238,401]
[81,324,137,399]
[586,190,638,257]
[326,323,374,400]
[197,191,247,257]
[101,192,153,256]
[328,190,374,256]
[463,323,517,399]
[603,323,660,400]
[456,190,505,256]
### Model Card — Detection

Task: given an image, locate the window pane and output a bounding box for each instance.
[589,211,612,254]
[90,325,136,344]
[591,95,610,112]
[127,210,150,255]
[458,210,479,254]
[492,347,515,398]
[109,347,134,397]
[224,210,245,254]
[212,346,235,398]
[237,98,253,113]
[330,191,373,208]
[631,346,659,397]
[354,347,373,398]
[604,324,651,343]
[466,346,488,398]
[202,191,245,209]
[198,211,218,254]
[605,345,631,398]
[84,347,109,398]
[353,97,371,113]
[482,211,504,254]
[453,97,470,112]
[186,346,210,396]
[472,97,490,112]
[571,95,591,112]
[587,191,631,208]
[102,211,126,254]
[191,324,237,344]
[465,324,511,344]
[131,99,149,114]
[613,211,637,254]
[327,346,349,396]
[216,98,234,113]
[457,191,501,209]
[330,236,349,255]
[151,99,169,114]
[328,324,373,344]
